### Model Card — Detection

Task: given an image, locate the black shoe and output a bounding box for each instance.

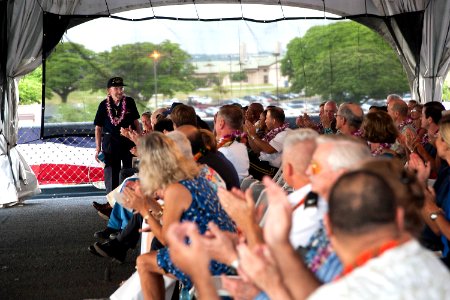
[109,230,121,240]
[93,240,127,263]
[93,201,111,211]
[88,244,104,258]
[97,205,113,221]
[94,227,120,240]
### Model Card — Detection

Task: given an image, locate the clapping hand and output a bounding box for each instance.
[261,177,292,246]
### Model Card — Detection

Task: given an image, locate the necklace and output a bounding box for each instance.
[336,239,401,280]
[106,95,126,126]
[217,130,247,148]
[369,142,392,156]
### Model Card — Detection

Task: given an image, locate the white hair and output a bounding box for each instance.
[283,128,318,174]
[316,135,371,171]
[283,128,319,149]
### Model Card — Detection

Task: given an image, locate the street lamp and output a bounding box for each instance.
[149,50,160,108]
[273,52,280,104]
[229,55,233,98]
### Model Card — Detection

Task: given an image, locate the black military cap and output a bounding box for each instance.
[107,77,127,88]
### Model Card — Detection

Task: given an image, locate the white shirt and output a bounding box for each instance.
[218,141,249,183]
[259,129,289,168]
[308,239,450,300]
[287,184,327,249]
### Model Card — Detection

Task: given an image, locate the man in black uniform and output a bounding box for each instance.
[94,77,141,195]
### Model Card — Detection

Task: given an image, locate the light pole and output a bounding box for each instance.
[149,50,160,108]
[229,55,233,98]
[273,52,280,104]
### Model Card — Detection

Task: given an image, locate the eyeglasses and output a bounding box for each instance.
[309,160,321,175]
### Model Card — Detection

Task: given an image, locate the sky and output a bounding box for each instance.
[64,4,338,55]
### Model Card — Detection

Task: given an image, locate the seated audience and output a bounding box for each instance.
[307,169,450,299]
[335,102,364,137]
[419,115,450,266]
[245,103,264,126]
[177,125,240,190]
[245,107,290,180]
[214,104,250,182]
[121,132,236,299]
[387,97,415,160]
[362,111,399,157]
[169,103,197,128]
[321,101,338,134]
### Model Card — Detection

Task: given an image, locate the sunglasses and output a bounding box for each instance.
[309,160,321,175]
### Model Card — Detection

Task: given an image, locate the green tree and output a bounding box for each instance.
[85,40,196,101]
[282,21,410,102]
[46,42,97,103]
[443,84,450,102]
[231,71,247,82]
[19,67,42,104]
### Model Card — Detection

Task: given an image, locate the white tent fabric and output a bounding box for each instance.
[1,0,450,204]
[0,0,80,204]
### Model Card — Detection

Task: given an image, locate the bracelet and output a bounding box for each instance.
[151,210,163,219]
[143,213,151,223]
[230,258,240,270]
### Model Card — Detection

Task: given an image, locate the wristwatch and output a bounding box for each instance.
[430,210,443,221]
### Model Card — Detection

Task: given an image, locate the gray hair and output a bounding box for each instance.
[316,135,371,171]
[283,128,319,149]
[166,131,193,160]
[283,128,318,174]
[387,94,403,101]
[339,103,363,129]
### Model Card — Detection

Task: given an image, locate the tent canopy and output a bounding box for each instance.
[1,0,450,204]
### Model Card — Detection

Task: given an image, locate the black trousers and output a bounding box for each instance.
[103,149,133,194]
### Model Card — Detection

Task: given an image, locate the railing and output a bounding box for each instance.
[17,116,306,186]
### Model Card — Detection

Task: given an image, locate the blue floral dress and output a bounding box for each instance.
[156,176,236,289]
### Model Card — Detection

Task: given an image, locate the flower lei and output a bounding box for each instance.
[352,128,364,138]
[106,95,127,126]
[217,130,247,148]
[370,142,392,156]
[398,118,414,132]
[263,122,290,142]
[193,147,208,161]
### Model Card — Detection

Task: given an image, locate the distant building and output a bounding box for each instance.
[192,54,289,89]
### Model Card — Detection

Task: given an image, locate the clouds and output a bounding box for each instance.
[64,4,336,54]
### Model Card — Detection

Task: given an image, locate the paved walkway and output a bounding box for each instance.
[0,196,139,300]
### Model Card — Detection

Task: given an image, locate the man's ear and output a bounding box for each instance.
[218,118,225,130]
[285,162,294,178]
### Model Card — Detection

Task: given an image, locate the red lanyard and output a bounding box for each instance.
[292,196,306,211]
[336,240,401,280]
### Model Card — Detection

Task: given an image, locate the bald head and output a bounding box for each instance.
[329,170,397,236]
[336,102,364,133]
[388,98,408,120]
[324,101,338,120]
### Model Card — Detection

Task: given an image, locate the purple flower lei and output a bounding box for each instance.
[106,95,126,126]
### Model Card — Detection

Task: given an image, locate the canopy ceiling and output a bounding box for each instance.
[1,0,449,204]
[41,0,426,18]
